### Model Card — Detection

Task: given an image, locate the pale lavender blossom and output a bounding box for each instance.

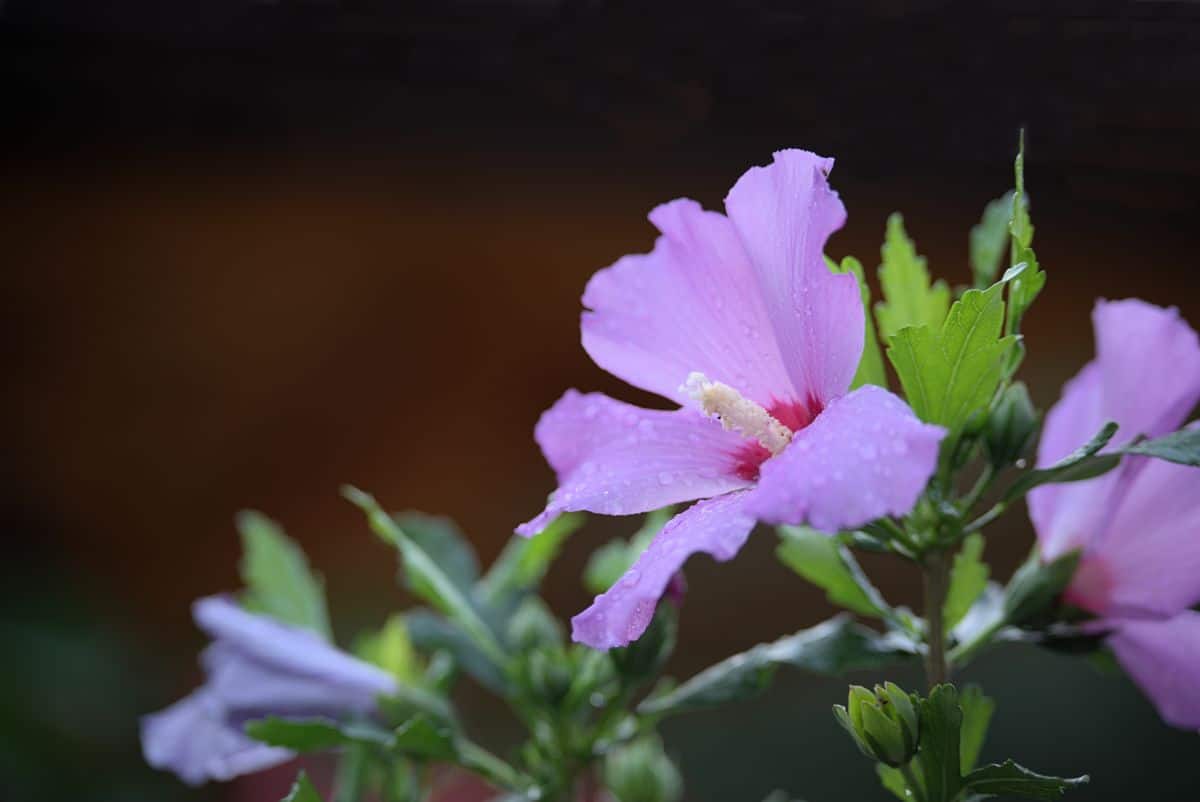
[517,150,945,649]
[1030,299,1200,728]
[141,596,397,785]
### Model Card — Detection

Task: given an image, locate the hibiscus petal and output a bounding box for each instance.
[571,490,757,649]
[1031,300,1200,560]
[1028,362,1114,559]
[517,391,759,536]
[581,198,800,409]
[724,149,863,407]
[141,689,293,786]
[1074,454,1200,617]
[1093,299,1200,443]
[203,642,388,720]
[1107,611,1200,730]
[193,596,397,700]
[747,385,944,532]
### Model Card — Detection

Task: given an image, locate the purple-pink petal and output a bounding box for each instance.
[194,596,398,703]
[1106,611,1200,730]
[1028,362,1113,559]
[1092,299,1200,444]
[1065,453,1200,618]
[517,391,759,536]
[571,490,757,649]
[140,689,293,786]
[582,198,800,410]
[724,149,863,408]
[747,386,945,533]
[1031,299,1200,560]
[142,598,397,786]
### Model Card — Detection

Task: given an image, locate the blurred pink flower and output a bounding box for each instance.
[1030,299,1200,728]
[142,596,397,785]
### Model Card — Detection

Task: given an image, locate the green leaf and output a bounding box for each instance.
[238,511,332,639]
[1006,132,1046,336]
[392,715,458,761]
[943,534,989,631]
[342,486,507,667]
[248,714,464,765]
[876,765,914,801]
[776,526,888,617]
[918,685,963,802]
[246,716,395,752]
[477,512,585,606]
[984,381,1038,467]
[282,771,325,802]
[887,277,1018,432]
[1003,550,1081,626]
[637,615,911,718]
[969,192,1014,288]
[392,512,479,593]
[582,509,671,594]
[875,213,951,341]
[958,685,995,773]
[1002,422,1120,502]
[832,256,888,389]
[1124,427,1200,466]
[965,759,1089,799]
[1010,133,1034,251]
[356,615,421,684]
[583,540,638,595]
[1006,249,1045,339]
[404,609,508,695]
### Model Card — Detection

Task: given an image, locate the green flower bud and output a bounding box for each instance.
[603,735,683,802]
[1004,548,1082,626]
[563,646,617,711]
[834,683,920,767]
[523,649,574,707]
[507,598,565,652]
[611,606,676,684]
[985,381,1038,468]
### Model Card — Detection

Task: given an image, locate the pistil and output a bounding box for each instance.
[682,372,793,456]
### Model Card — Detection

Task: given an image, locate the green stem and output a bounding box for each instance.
[458,740,527,792]
[963,500,1006,534]
[876,517,922,554]
[960,464,996,513]
[333,744,370,802]
[922,550,950,690]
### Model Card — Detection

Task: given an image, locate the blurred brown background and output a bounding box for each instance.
[3,2,1200,801]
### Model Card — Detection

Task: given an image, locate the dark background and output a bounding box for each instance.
[4,2,1200,800]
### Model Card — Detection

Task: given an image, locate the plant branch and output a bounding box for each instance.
[963,500,1006,534]
[960,464,996,513]
[457,740,527,793]
[922,550,951,690]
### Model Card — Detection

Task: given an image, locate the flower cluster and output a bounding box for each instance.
[141,142,1200,802]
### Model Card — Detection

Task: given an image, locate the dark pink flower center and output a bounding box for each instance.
[731,395,824,481]
[769,395,823,433]
[732,441,773,481]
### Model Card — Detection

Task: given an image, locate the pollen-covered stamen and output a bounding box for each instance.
[682,372,793,456]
